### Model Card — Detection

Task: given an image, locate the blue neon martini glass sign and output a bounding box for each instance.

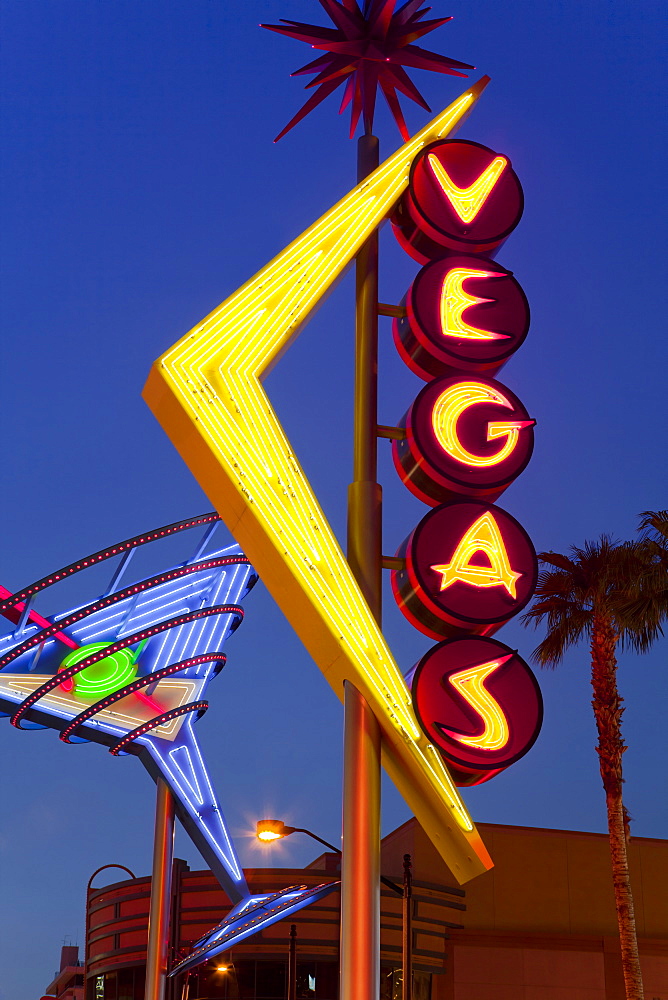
[0,513,338,973]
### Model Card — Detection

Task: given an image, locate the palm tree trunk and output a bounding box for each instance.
[590,614,644,1000]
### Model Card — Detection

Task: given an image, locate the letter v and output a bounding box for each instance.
[428,153,507,223]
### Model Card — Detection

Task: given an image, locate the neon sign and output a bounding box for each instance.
[431,381,534,467]
[143,84,496,885]
[410,637,543,785]
[392,501,537,640]
[0,515,343,970]
[439,267,509,340]
[59,642,139,699]
[431,512,523,597]
[445,656,512,751]
[390,130,542,785]
[427,151,508,224]
[393,375,535,505]
[394,139,524,261]
[394,255,530,381]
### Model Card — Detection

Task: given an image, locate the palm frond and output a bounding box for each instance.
[536,550,578,574]
[638,509,668,544]
[523,531,667,667]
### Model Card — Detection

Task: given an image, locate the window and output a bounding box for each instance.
[196,959,338,999]
[295,961,337,998]
[380,967,431,1000]
[414,971,431,1000]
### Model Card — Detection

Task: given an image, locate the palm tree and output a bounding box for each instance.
[639,509,668,548]
[522,529,667,1000]
[638,509,668,586]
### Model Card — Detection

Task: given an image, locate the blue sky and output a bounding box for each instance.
[1,2,666,997]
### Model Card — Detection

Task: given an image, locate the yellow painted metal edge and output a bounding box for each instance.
[143,79,493,883]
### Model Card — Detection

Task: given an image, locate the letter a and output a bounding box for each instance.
[431,512,522,598]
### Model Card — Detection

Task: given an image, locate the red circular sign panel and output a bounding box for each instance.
[410,636,542,785]
[392,500,537,641]
[392,197,464,266]
[395,139,524,260]
[393,374,535,506]
[394,255,530,381]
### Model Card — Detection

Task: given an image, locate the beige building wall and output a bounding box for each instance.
[381,820,668,1000]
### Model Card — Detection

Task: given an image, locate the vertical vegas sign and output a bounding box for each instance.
[144,68,544,1000]
[389,139,542,786]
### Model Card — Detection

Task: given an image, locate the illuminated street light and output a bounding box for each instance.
[256,820,340,853]
[256,819,294,842]
[256,820,417,999]
[256,818,405,898]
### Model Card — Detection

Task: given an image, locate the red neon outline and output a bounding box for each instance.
[109,700,209,755]
[0,559,246,672]
[59,653,226,744]
[9,605,242,729]
[0,584,78,649]
[0,513,240,617]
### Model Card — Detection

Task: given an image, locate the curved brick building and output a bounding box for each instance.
[83,820,668,1000]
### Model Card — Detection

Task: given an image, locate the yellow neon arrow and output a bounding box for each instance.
[143,80,492,883]
[440,655,512,751]
[427,152,507,223]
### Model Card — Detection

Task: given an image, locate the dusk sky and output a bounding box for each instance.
[1,2,666,998]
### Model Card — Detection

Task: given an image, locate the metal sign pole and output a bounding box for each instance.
[402,853,413,1000]
[145,778,175,1000]
[341,132,382,1000]
[288,924,297,1000]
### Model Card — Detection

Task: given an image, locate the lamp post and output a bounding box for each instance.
[256,820,402,895]
[402,854,413,1000]
[256,821,416,997]
[288,924,297,1000]
[256,820,340,855]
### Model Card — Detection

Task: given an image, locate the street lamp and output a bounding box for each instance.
[256,819,402,893]
[255,821,414,1000]
[256,819,340,854]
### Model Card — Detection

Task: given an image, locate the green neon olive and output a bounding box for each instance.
[60,642,138,700]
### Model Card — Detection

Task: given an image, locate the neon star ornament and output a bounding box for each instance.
[0,515,339,971]
[262,0,473,141]
[143,83,494,884]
